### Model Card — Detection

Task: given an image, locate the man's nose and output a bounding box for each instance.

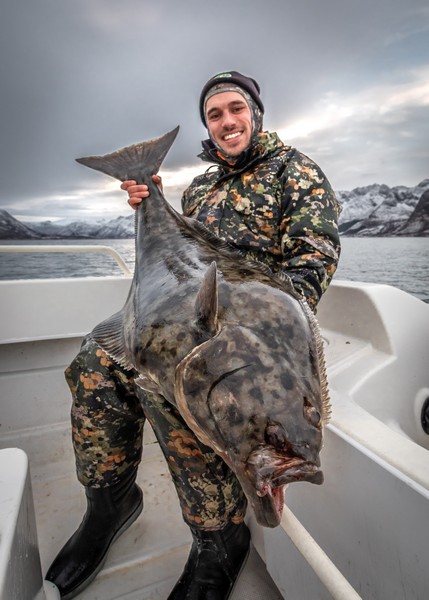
[221,110,236,128]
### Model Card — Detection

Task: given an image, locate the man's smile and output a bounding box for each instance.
[223,131,242,141]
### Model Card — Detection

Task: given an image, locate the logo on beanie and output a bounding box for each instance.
[214,72,232,79]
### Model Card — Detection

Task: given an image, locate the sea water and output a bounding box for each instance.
[0,237,428,303]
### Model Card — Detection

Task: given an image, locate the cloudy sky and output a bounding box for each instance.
[1,0,428,222]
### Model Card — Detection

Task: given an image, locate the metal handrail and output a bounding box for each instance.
[0,245,132,275]
[280,504,362,599]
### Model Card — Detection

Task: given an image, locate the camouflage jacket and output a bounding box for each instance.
[181,131,341,310]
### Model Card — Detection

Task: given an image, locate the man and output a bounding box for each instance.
[46,71,341,600]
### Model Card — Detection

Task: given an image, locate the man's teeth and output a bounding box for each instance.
[224,132,241,141]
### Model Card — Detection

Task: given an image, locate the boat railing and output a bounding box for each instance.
[0,244,132,275]
[279,505,362,599]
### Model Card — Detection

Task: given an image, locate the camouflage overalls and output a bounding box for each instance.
[68,130,341,530]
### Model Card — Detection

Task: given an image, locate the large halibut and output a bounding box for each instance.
[76,127,330,528]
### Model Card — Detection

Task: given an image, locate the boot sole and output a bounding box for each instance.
[59,487,144,600]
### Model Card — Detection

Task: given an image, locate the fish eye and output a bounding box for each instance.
[303,397,322,428]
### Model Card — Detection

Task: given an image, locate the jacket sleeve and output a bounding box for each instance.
[278,151,342,310]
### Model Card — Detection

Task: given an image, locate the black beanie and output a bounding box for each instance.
[199,70,264,126]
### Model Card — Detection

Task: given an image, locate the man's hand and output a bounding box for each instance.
[121,175,163,210]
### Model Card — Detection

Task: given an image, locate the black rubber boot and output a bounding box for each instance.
[45,471,143,599]
[167,521,251,600]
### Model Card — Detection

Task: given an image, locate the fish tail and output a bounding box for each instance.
[75,126,180,184]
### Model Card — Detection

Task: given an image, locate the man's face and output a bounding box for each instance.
[205,91,252,157]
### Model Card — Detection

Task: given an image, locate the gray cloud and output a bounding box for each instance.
[1,0,428,220]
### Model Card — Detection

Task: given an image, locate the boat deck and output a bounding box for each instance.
[32,432,283,600]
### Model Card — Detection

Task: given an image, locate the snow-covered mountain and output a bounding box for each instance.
[20,215,135,240]
[1,180,428,240]
[337,179,429,236]
[398,188,429,236]
[0,209,42,239]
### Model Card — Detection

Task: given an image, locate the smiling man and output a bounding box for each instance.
[199,73,263,158]
[127,71,341,310]
[205,92,253,155]
[46,71,341,600]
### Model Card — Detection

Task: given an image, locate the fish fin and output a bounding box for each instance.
[182,216,244,256]
[182,216,275,275]
[75,126,180,183]
[182,215,302,298]
[301,299,331,424]
[135,374,161,394]
[90,310,134,371]
[194,261,218,336]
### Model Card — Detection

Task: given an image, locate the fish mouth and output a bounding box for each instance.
[244,449,323,528]
[267,457,324,487]
[253,484,286,528]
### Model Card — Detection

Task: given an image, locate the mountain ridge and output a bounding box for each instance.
[336,179,429,236]
[1,179,428,240]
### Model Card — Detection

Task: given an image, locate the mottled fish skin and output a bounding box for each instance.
[175,278,325,527]
[76,128,330,528]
